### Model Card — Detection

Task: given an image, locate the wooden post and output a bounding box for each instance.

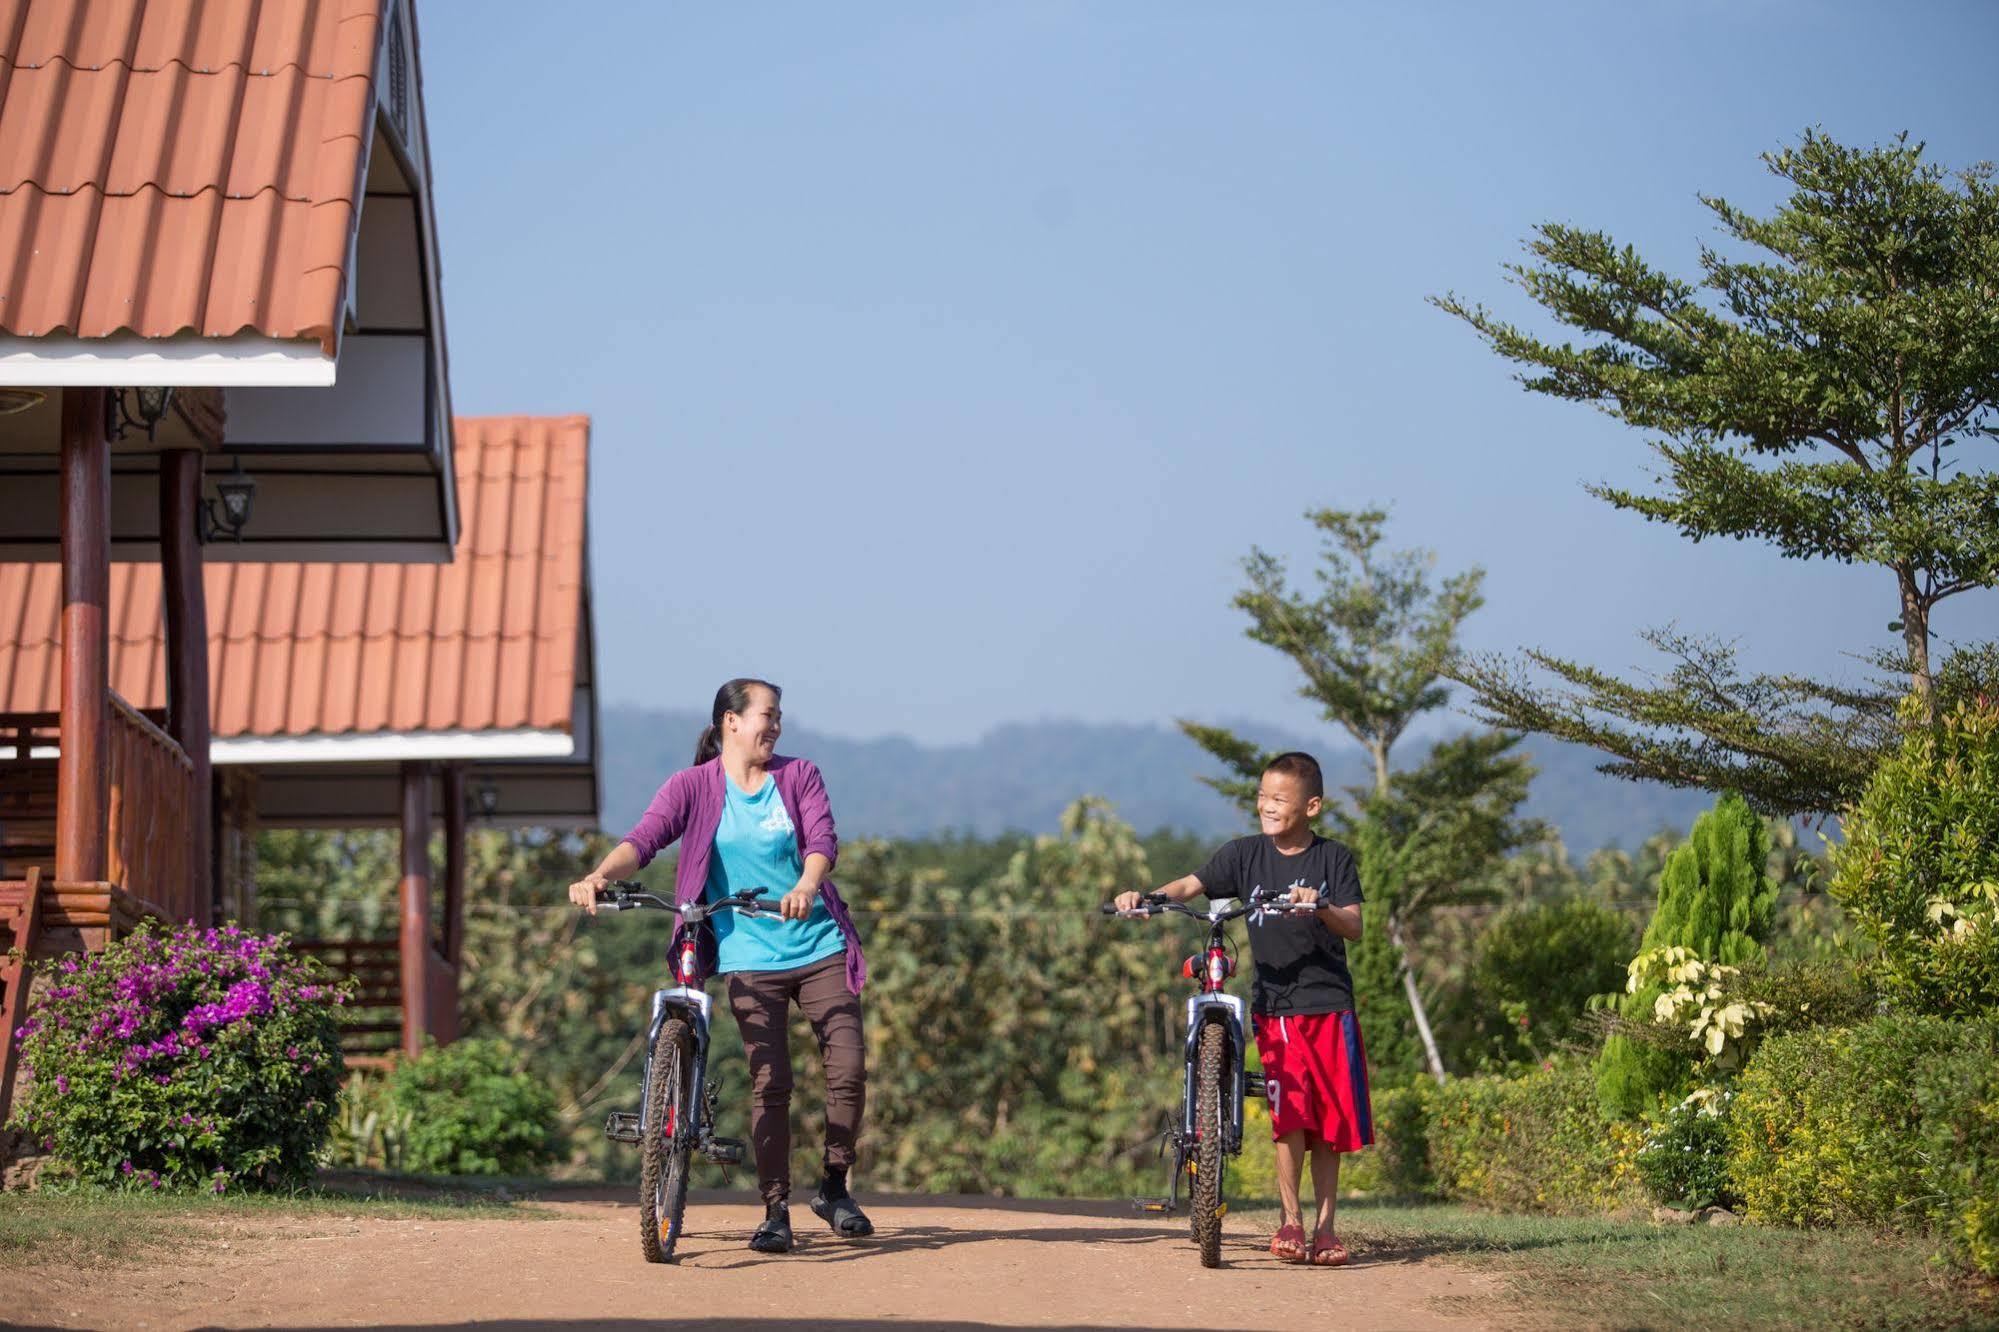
[398,761,432,1060]
[442,765,465,966]
[437,764,465,1044]
[57,389,109,885]
[160,448,213,926]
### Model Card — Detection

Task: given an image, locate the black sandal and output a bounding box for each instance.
[749,1201,793,1253]
[809,1187,874,1238]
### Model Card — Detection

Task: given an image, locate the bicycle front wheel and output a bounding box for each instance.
[1190,1019,1229,1268]
[639,1018,696,1264]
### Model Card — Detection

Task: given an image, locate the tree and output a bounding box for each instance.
[1181,505,1485,803]
[1435,131,1999,808]
[1336,731,1545,1082]
[1180,506,1510,1083]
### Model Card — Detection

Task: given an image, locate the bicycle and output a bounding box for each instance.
[1101,888,1318,1268]
[596,880,773,1264]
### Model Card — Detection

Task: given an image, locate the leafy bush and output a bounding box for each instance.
[8,921,345,1192]
[1635,1089,1739,1211]
[323,1069,412,1171]
[1422,1060,1644,1213]
[386,1038,558,1176]
[1467,896,1633,1063]
[1830,700,1999,1017]
[1372,1082,1435,1196]
[1598,794,1777,1116]
[1729,1014,1999,1275]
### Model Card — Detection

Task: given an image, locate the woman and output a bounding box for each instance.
[569,678,873,1253]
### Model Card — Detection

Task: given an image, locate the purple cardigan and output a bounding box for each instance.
[619,755,868,994]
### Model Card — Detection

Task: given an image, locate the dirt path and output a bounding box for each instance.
[9,1191,1508,1330]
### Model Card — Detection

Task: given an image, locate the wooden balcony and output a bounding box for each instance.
[0,699,197,932]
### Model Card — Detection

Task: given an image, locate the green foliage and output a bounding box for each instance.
[9,921,345,1192]
[1438,131,1999,813]
[1371,1082,1435,1196]
[386,1039,558,1177]
[1830,700,1999,1017]
[1466,897,1634,1064]
[323,1069,412,1172]
[1598,795,1777,1116]
[1635,1090,1739,1211]
[1417,1061,1645,1214]
[1728,1014,1999,1275]
[1180,505,1486,805]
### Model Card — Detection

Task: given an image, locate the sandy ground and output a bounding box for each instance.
[6,1190,1509,1331]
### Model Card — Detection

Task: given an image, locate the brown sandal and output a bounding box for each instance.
[1268,1223,1309,1262]
[1310,1232,1350,1266]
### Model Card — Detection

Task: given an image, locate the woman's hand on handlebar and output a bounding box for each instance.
[569,872,611,914]
[779,884,817,921]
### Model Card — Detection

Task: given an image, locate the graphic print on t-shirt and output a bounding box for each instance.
[1196,834,1364,1015]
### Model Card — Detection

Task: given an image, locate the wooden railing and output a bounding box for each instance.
[292,936,458,1067]
[106,694,199,925]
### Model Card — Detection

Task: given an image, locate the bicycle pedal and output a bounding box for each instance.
[1131,1197,1179,1214]
[703,1136,746,1166]
[603,1111,641,1144]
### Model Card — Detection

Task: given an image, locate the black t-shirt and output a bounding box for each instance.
[1195,834,1364,1016]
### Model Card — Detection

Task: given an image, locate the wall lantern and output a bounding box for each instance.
[106,385,174,441]
[199,458,258,543]
[471,781,501,819]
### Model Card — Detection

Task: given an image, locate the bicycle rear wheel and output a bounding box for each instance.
[639,1018,696,1264]
[1190,1019,1229,1268]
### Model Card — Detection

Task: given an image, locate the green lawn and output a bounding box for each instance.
[1239,1199,1999,1332]
[0,1177,539,1267]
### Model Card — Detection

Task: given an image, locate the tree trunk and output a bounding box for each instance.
[1387,912,1447,1084]
[1369,741,1390,799]
[1897,567,1933,711]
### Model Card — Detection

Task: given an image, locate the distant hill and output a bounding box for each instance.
[598,705,1709,854]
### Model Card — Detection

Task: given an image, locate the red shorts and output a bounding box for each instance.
[1253,1010,1373,1151]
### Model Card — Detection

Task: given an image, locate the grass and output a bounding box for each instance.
[1238,1198,1999,1332]
[0,1173,543,1268]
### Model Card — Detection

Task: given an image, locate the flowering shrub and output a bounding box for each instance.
[1635,1088,1739,1210]
[9,921,346,1191]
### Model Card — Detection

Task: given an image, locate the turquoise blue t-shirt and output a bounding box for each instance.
[705,773,846,975]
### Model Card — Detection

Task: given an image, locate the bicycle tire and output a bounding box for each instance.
[1190,1019,1228,1268]
[639,1018,696,1264]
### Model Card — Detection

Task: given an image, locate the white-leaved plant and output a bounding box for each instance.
[1625,946,1775,1068]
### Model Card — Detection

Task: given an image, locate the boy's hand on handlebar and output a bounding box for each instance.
[1288,884,1321,908]
[779,884,817,921]
[569,873,611,914]
[1112,891,1146,913]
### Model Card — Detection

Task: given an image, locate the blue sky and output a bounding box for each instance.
[419,2,1999,746]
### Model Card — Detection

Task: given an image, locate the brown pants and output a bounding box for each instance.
[724,952,866,1205]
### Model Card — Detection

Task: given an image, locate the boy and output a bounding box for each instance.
[1113,751,1369,1266]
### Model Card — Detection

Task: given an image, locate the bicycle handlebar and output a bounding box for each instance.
[593,882,782,921]
[1099,891,1323,922]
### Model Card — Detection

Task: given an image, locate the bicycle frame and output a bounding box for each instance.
[601,884,762,1168]
[1105,890,1316,1214]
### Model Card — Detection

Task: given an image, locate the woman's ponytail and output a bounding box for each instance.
[693,678,780,766]
[693,724,722,766]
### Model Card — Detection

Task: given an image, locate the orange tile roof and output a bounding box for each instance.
[0,0,385,351]
[0,415,591,739]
